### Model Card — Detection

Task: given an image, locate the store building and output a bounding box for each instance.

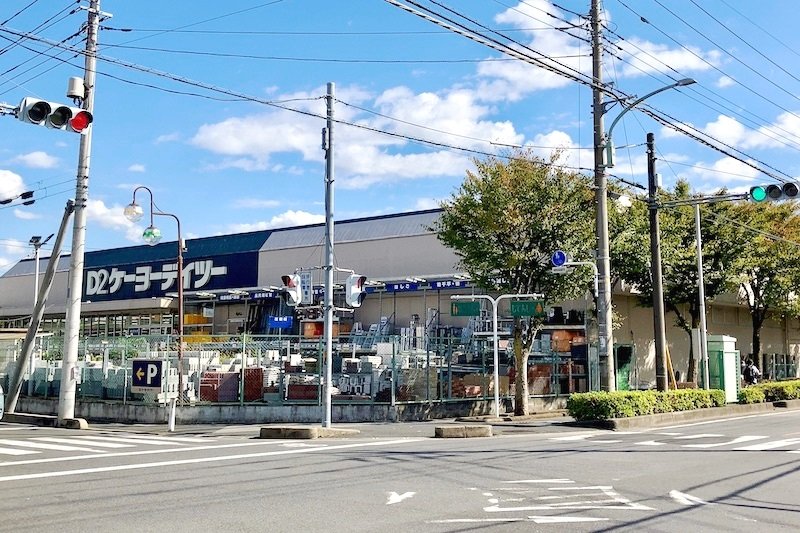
[1,208,797,392]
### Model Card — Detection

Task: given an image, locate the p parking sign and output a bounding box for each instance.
[131,359,163,393]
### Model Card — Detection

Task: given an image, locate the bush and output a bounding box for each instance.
[740,379,800,403]
[566,388,727,421]
[738,387,765,404]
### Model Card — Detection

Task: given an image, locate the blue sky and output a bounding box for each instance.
[2,0,800,274]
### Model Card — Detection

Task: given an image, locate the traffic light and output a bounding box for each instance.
[345,274,367,308]
[17,97,93,133]
[749,182,799,202]
[281,274,302,306]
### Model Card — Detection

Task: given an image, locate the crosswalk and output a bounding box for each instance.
[0,433,216,458]
[550,431,800,453]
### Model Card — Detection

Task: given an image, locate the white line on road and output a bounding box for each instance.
[0,438,104,453]
[670,490,712,506]
[0,438,423,483]
[635,440,666,446]
[429,516,609,524]
[386,491,416,505]
[673,434,724,440]
[505,479,575,484]
[649,409,800,431]
[75,435,192,446]
[0,447,38,456]
[733,438,800,451]
[683,436,766,449]
[32,437,134,449]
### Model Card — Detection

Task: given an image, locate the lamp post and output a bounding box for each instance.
[594,75,695,391]
[28,234,53,396]
[124,186,185,408]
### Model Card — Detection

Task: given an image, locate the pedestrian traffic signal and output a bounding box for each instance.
[749,182,799,202]
[281,274,302,306]
[345,274,367,308]
[17,97,93,133]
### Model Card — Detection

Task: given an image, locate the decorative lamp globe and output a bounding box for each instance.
[142,225,162,246]
[124,202,144,222]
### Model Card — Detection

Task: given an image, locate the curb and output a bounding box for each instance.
[1,412,88,429]
[434,425,492,438]
[456,410,568,424]
[574,400,800,430]
[258,426,361,439]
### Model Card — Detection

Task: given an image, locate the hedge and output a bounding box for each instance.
[566,389,726,421]
[737,379,800,404]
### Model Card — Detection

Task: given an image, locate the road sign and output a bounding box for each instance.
[131,359,163,393]
[551,266,568,274]
[300,271,313,304]
[268,315,293,329]
[511,300,546,318]
[551,250,567,267]
[451,301,480,316]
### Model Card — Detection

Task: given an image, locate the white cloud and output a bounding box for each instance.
[226,210,324,233]
[0,238,26,276]
[0,169,26,201]
[685,156,761,190]
[14,209,40,220]
[127,164,146,173]
[716,76,735,88]
[12,151,59,169]
[616,38,720,78]
[155,132,180,143]
[84,198,143,244]
[232,198,281,209]
[414,197,442,210]
[701,114,800,150]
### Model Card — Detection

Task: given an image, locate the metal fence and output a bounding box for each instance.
[0,332,597,407]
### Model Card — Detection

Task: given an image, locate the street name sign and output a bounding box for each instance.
[451,301,481,317]
[131,359,163,393]
[511,300,546,318]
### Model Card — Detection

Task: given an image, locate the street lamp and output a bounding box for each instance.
[594,77,695,391]
[124,186,186,406]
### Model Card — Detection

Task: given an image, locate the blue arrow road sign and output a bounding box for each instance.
[131,359,163,392]
[551,250,567,267]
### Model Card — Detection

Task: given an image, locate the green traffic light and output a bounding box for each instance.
[750,186,767,202]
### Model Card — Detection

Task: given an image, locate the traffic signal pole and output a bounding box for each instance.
[58,0,100,424]
[647,133,669,391]
[322,82,335,428]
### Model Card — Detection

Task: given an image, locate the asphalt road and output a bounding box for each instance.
[0,410,798,532]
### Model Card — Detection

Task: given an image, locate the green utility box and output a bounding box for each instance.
[615,344,634,391]
[703,334,740,403]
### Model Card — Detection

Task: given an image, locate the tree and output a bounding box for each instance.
[725,200,800,371]
[611,181,744,382]
[432,150,595,415]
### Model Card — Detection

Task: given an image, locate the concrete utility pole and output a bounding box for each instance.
[58,0,100,424]
[647,133,669,391]
[590,0,616,390]
[695,204,710,389]
[322,82,335,428]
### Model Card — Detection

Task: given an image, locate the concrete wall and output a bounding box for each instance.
[15,396,566,424]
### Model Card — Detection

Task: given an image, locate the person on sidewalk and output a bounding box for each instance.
[743,358,761,386]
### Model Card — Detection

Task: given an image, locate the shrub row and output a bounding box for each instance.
[566,389,726,421]
[737,379,800,404]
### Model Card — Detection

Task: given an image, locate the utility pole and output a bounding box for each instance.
[647,132,669,391]
[695,204,710,389]
[590,0,615,390]
[322,82,335,428]
[58,0,100,424]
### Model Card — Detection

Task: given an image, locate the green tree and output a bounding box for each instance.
[432,150,595,415]
[725,200,800,370]
[611,181,744,382]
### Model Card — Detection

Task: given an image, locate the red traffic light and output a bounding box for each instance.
[69,110,93,133]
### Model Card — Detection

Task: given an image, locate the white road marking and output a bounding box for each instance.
[505,479,575,484]
[486,485,654,511]
[673,434,724,440]
[657,432,683,436]
[652,409,800,431]
[683,435,766,449]
[33,437,134,449]
[635,440,666,446]
[670,490,712,506]
[109,435,213,443]
[77,435,190,446]
[429,517,608,524]
[0,426,37,431]
[0,447,38,456]
[734,438,800,451]
[0,438,422,483]
[550,434,597,441]
[0,438,104,453]
[386,491,416,505]
[592,439,623,444]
